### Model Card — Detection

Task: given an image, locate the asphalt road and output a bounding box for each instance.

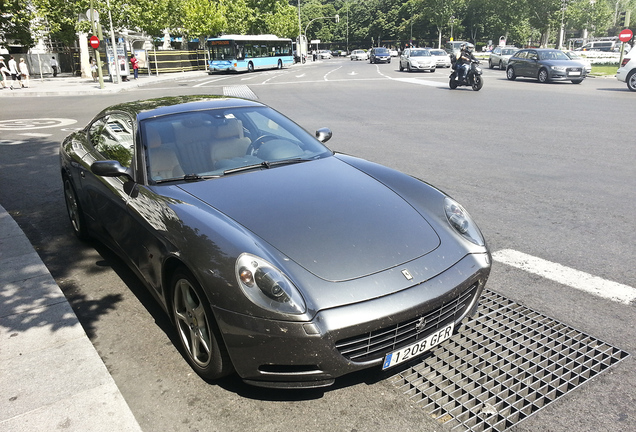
[1,57,634,432]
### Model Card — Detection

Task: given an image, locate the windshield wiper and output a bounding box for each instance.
[183,173,221,182]
[223,158,309,175]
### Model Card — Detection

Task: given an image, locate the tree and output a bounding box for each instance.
[180,0,226,46]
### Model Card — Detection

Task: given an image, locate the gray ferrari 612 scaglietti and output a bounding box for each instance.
[59,96,491,389]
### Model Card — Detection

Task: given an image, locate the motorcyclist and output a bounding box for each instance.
[456,43,476,83]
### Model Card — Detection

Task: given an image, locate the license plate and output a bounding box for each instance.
[569,71,581,76]
[382,322,454,370]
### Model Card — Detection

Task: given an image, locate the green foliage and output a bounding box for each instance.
[11,0,626,51]
[0,0,34,47]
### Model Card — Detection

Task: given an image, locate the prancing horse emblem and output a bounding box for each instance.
[401,269,413,280]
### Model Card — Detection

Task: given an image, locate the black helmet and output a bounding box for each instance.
[467,45,474,53]
[460,43,467,50]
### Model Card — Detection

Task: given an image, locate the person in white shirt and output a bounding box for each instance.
[8,55,24,89]
[0,56,9,89]
[19,58,30,88]
[51,56,58,77]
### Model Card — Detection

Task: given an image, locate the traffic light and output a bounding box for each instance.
[619,11,631,28]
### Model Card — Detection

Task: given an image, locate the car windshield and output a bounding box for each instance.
[539,50,570,61]
[142,106,332,182]
[429,50,446,56]
[411,50,430,57]
[375,48,389,54]
[502,49,517,55]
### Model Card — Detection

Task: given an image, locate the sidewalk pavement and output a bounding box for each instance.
[0,70,209,97]
[0,205,143,431]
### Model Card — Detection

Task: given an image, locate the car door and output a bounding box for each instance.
[400,49,409,68]
[491,46,501,65]
[80,113,165,291]
[524,50,540,78]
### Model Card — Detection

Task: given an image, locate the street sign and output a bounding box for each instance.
[89,35,100,49]
[619,29,633,43]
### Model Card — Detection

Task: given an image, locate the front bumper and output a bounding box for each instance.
[373,57,391,63]
[549,69,586,81]
[213,252,491,388]
[410,63,436,71]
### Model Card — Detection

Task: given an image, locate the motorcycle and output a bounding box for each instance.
[449,59,483,91]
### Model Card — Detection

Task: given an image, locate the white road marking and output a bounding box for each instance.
[492,249,636,305]
[192,76,234,88]
[20,133,52,137]
[0,118,77,130]
[324,66,342,81]
[392,77,447,87]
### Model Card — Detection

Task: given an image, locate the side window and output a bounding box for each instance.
[88,113,135,168]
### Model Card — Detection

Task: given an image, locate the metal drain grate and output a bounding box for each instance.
[223,85,258,100]
[391,289,629,432]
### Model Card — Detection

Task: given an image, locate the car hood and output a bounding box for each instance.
[178,156,440,282]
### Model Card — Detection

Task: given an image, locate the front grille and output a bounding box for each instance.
[336,283,479,363]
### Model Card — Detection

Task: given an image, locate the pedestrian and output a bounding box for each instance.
[90,56,98,82]
[51,56,58,77]
[130,53,139,80]
[19,57,30,88]
[0,56,9,89]
[8,55,24,89]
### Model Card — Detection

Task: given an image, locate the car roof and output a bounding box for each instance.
[102,96,264,121]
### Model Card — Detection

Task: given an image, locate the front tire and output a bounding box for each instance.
[506,66,516,80]
[538,68,549,83]
[472,75,484,91]
[626,70,636,91]
[277,60,282,69]
[399,62,404,71]
[63,175,89,240]
[247,62,254,72]
[449,78,458,89]
[171,268,232,380]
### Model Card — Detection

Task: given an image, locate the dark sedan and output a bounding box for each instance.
[506,48,586,84]
[60,96,491,389]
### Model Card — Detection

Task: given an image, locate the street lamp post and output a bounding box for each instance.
[304,15,339,57]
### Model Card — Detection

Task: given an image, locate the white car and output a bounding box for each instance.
[616,52,636,91]
[428,49,452,68]
[399,48,436,72]
[350,50,368,61]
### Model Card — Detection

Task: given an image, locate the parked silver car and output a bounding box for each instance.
[489,46,519,69]
[399,48,436,72]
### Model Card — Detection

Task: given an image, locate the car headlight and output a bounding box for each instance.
[236,253,306,315]
[551,66,566,71]
[444,198,485,246]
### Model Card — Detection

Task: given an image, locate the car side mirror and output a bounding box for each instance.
[315,128,332,143]
[91,160,134,181]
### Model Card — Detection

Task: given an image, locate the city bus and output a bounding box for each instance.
[207,35,294,73]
